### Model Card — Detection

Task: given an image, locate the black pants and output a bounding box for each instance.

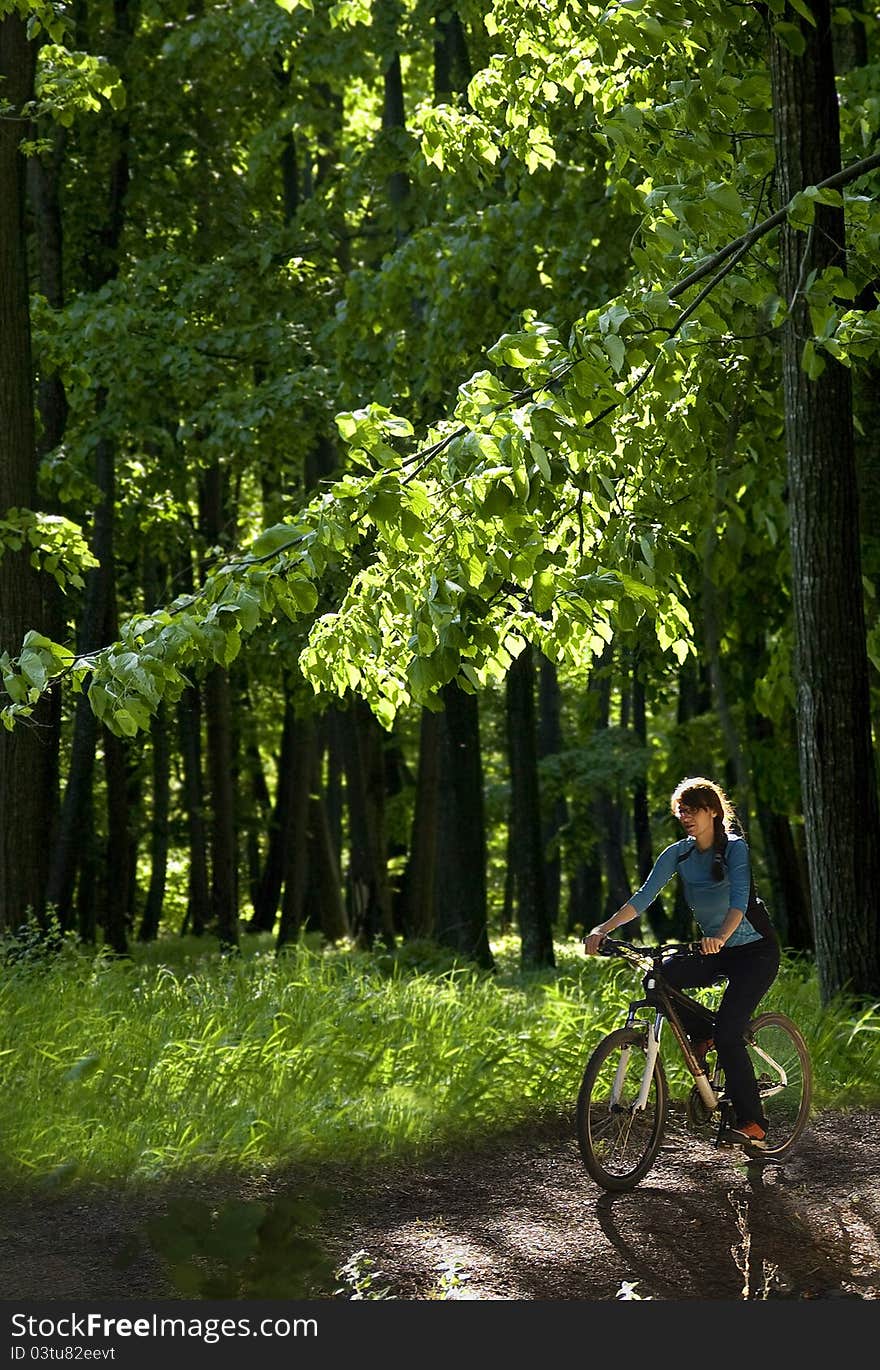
[662,937,781,1129]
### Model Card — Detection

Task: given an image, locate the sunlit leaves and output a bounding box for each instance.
[0,509,97,590]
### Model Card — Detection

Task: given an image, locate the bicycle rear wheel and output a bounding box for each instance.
[747,1011,812,1157]
[576,1027,668,1192]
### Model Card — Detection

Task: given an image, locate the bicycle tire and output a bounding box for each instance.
[745,1011,812,1158]
[576,1027,668,1191]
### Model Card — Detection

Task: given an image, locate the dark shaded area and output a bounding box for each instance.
[0,1109,876,1301]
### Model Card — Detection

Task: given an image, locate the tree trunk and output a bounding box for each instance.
[200,464,238,949]
[27,109,68,869]
[507,646,555,969]
[632,649,665,939]
[588,647,631,921]
[538,654,566,929]
[433,10,472,103]
[251,691,297,933]
[433,683,494,969]
[770,2,880,999]
[276,716,318,951]
[0,16,54,932]
[307,789,349,942]
[340,699,395,949]
[178,681,209,937]
[398,706,441,939]
[138,703,170,942]
[204,663,238,949]
[102,723,131,955]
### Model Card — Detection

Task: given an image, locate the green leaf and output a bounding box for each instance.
[801,339,826,379]
[251,524,302,558]
[773,21,807,56]
[530,441,552,480]
[603,334,626,374]
[788,0,816,25]
[288,579,319,614]
[532,570,556,614]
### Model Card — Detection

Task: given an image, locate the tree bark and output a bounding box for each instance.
[433,10,471,103]
[138,702,170,942]
[433,683,494,969]
[251,692,298,933]
[398,707,441,939]
[506,647,555,970]
[340,699,395,950]
[178,680,209,937]
[276,716,318,950]
[538,654,566,929]
[307,788,349,942]
[770,2,880,999]
[200,465,238,949]
[0,16,54,932]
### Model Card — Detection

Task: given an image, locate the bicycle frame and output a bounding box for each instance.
[604,941,722,1113]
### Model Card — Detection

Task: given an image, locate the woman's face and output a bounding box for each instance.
[676,802,716,846]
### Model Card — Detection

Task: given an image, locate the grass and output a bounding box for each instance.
[1,931,878,1187]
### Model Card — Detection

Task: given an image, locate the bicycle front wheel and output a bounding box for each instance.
[747,1011,812,1158]
[576,1027,668,1192]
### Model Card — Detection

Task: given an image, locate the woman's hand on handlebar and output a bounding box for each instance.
[700,935,725,955]
[584,926,608,956]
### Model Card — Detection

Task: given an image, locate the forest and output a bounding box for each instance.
[2,0,880,1304]
[5,0,877,1309]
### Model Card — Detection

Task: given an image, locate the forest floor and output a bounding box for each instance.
[1,1106,878,1303]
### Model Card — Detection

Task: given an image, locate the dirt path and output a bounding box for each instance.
[1,1107,877,1302]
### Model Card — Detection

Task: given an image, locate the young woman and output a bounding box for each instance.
[583,776,780,1146]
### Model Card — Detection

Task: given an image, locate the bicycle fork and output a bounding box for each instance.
[616,1012,718,1114]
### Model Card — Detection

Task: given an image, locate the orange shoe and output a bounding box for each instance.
[729,1121,766,1147]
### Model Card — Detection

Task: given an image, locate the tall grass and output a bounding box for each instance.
[0,933,877,1186]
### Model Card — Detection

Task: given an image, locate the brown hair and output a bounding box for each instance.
[670,776,737,855]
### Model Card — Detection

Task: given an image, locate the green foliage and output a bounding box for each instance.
[0,938,874,1187]
[0,508,97,590]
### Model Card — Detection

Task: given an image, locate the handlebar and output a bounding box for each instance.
[589,936,704,966]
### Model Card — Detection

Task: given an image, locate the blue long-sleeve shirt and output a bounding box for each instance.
[628,835,761,946]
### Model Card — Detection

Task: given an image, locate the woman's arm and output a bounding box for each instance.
[584,902,639,955]
[583,844,682,955]
[701,907,744,955]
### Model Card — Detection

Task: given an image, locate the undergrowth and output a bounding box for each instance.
[0,929,877,1188]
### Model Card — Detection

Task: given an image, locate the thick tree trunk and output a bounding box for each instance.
[200,465,238,949]
[75,787,97,944]
[102,723,131,955]
[398,707,441,939]
[0,16,54,932]
[178,681,209,937]
[340,699,395,950]
[631,650,666,939]
[506,647,555,969]
[538,654,566,929]
[204,664,238,949]
[433,683,494,969]
[307,789,349,942]
[251,692,298,933]
[138,703,170,942]
[276,717,318,950]
[770,2,880,999]
[433,10,471,103]
[27,112,68,867]
[588,647,631,921]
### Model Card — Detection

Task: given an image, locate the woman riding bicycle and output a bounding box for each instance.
[584,776,780,1148]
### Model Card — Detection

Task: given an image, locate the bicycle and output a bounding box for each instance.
[576,937,812,1192]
